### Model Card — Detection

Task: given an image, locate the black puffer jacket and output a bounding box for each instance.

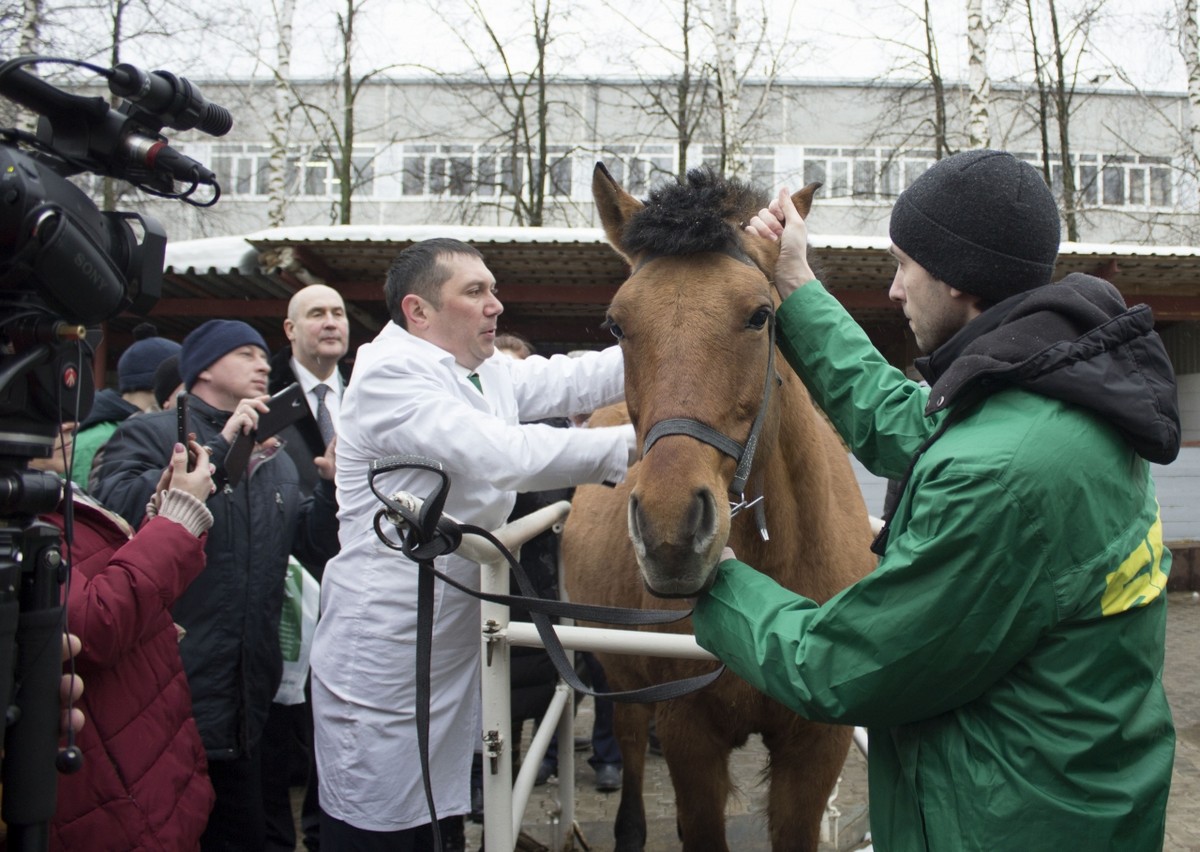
[92,394,339,760]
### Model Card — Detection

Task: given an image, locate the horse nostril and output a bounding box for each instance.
[687,488,717,543]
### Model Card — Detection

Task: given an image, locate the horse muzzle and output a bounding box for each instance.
[627,486,724,597]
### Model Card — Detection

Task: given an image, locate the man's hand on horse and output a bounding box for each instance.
[744,187,816,301]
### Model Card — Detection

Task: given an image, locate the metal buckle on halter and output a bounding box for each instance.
[728,493,762,517]
[729,493,770,542]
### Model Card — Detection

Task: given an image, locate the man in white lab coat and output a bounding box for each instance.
[310,238,636,850]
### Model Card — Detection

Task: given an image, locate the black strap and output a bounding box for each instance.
[644,417,743,463]
[367,455,726,851]
[414,555,440,849]
[641,315,778,497]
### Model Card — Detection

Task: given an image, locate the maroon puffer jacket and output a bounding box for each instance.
[47,495,214,851]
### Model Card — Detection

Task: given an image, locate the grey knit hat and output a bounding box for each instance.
[889,150,1061,303]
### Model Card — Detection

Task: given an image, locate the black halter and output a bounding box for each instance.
[635,244,779,534]
[641,313,777,499]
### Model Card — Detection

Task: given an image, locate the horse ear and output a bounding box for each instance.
[791,182,821,219]
[593,162,644,262]
[744,181,823,277]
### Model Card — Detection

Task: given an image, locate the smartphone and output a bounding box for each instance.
[175,392,195,471]
[254,382,308,441]
[224,383,308,487]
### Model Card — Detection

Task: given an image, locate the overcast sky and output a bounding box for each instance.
[17,0,1188,93]
[267,0,1187,92]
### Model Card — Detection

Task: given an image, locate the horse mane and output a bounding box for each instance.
[622,167,766,258]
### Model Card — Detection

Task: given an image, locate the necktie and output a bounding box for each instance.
[313,383,335,445]
[467,373,483,394]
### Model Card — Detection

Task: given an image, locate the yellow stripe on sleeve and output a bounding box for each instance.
[1102,514,1167,616]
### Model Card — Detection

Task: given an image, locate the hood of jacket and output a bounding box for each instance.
[916,273,1181,464]
[81,387,141,428]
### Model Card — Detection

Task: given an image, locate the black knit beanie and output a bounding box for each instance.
[117,323,181,392]
[153,354,182,408]
[889,150,1061,302]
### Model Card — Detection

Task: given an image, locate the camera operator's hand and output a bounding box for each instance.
[62,633,84,737]
[219,395,270,445]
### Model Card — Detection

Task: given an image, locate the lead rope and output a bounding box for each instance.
[367,456,727,851]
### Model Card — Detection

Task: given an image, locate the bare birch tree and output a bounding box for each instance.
[1180,0,1200,168]
[707,0,746,176]
[18,0,40,55]
[701,0,797,179]
[967,0,992,147]
[266,0,296,228]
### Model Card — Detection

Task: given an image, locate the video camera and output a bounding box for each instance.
[0,54,229,849]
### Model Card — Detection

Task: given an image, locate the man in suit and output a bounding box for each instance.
[263,283,351,852]
[269,284,352,492]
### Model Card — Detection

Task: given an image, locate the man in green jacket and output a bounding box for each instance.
[695,149,1181,850]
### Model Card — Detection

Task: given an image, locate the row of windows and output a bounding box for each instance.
[400,144,574,199]
[194,143,1180,211]
[209,144,376,198]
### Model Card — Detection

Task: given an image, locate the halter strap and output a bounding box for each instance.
[641,315,778,497]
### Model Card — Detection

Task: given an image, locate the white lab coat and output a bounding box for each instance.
[311,322,630,832]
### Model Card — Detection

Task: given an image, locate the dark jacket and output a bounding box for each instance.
[268,346,351,495]
[695,274,1180,851]
[48,495,214,851]
[71,388,142,489]
[92,395,339,760]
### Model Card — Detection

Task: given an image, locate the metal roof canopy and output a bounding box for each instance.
[118,227,1200,358]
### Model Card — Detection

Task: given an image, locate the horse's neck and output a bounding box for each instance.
[731,391,839,569]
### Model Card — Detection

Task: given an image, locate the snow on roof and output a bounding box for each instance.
[247,224,609,245]
[163,235,260,273]
[163,224,1200,274]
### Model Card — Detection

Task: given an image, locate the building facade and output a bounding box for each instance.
[88,75,1198,248]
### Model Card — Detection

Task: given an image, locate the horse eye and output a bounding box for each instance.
[603,317,625,340]
[747,308,772,330]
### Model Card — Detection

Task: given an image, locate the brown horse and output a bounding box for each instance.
[561,164,876,852]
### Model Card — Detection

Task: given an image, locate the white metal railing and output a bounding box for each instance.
[385,491,868,851]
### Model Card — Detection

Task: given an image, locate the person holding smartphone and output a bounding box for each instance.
[29,427,217,851]
[92,319,341,852]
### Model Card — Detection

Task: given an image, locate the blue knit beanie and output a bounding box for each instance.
[889,149,1061,303]
[118,325,182,392]
[180,320,269,390]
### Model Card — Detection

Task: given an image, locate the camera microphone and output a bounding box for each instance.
[108,63,232,137]
[124,132,217,186]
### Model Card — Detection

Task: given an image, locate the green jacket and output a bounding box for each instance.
[693,276,1180,851]
[70,387,141,490]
